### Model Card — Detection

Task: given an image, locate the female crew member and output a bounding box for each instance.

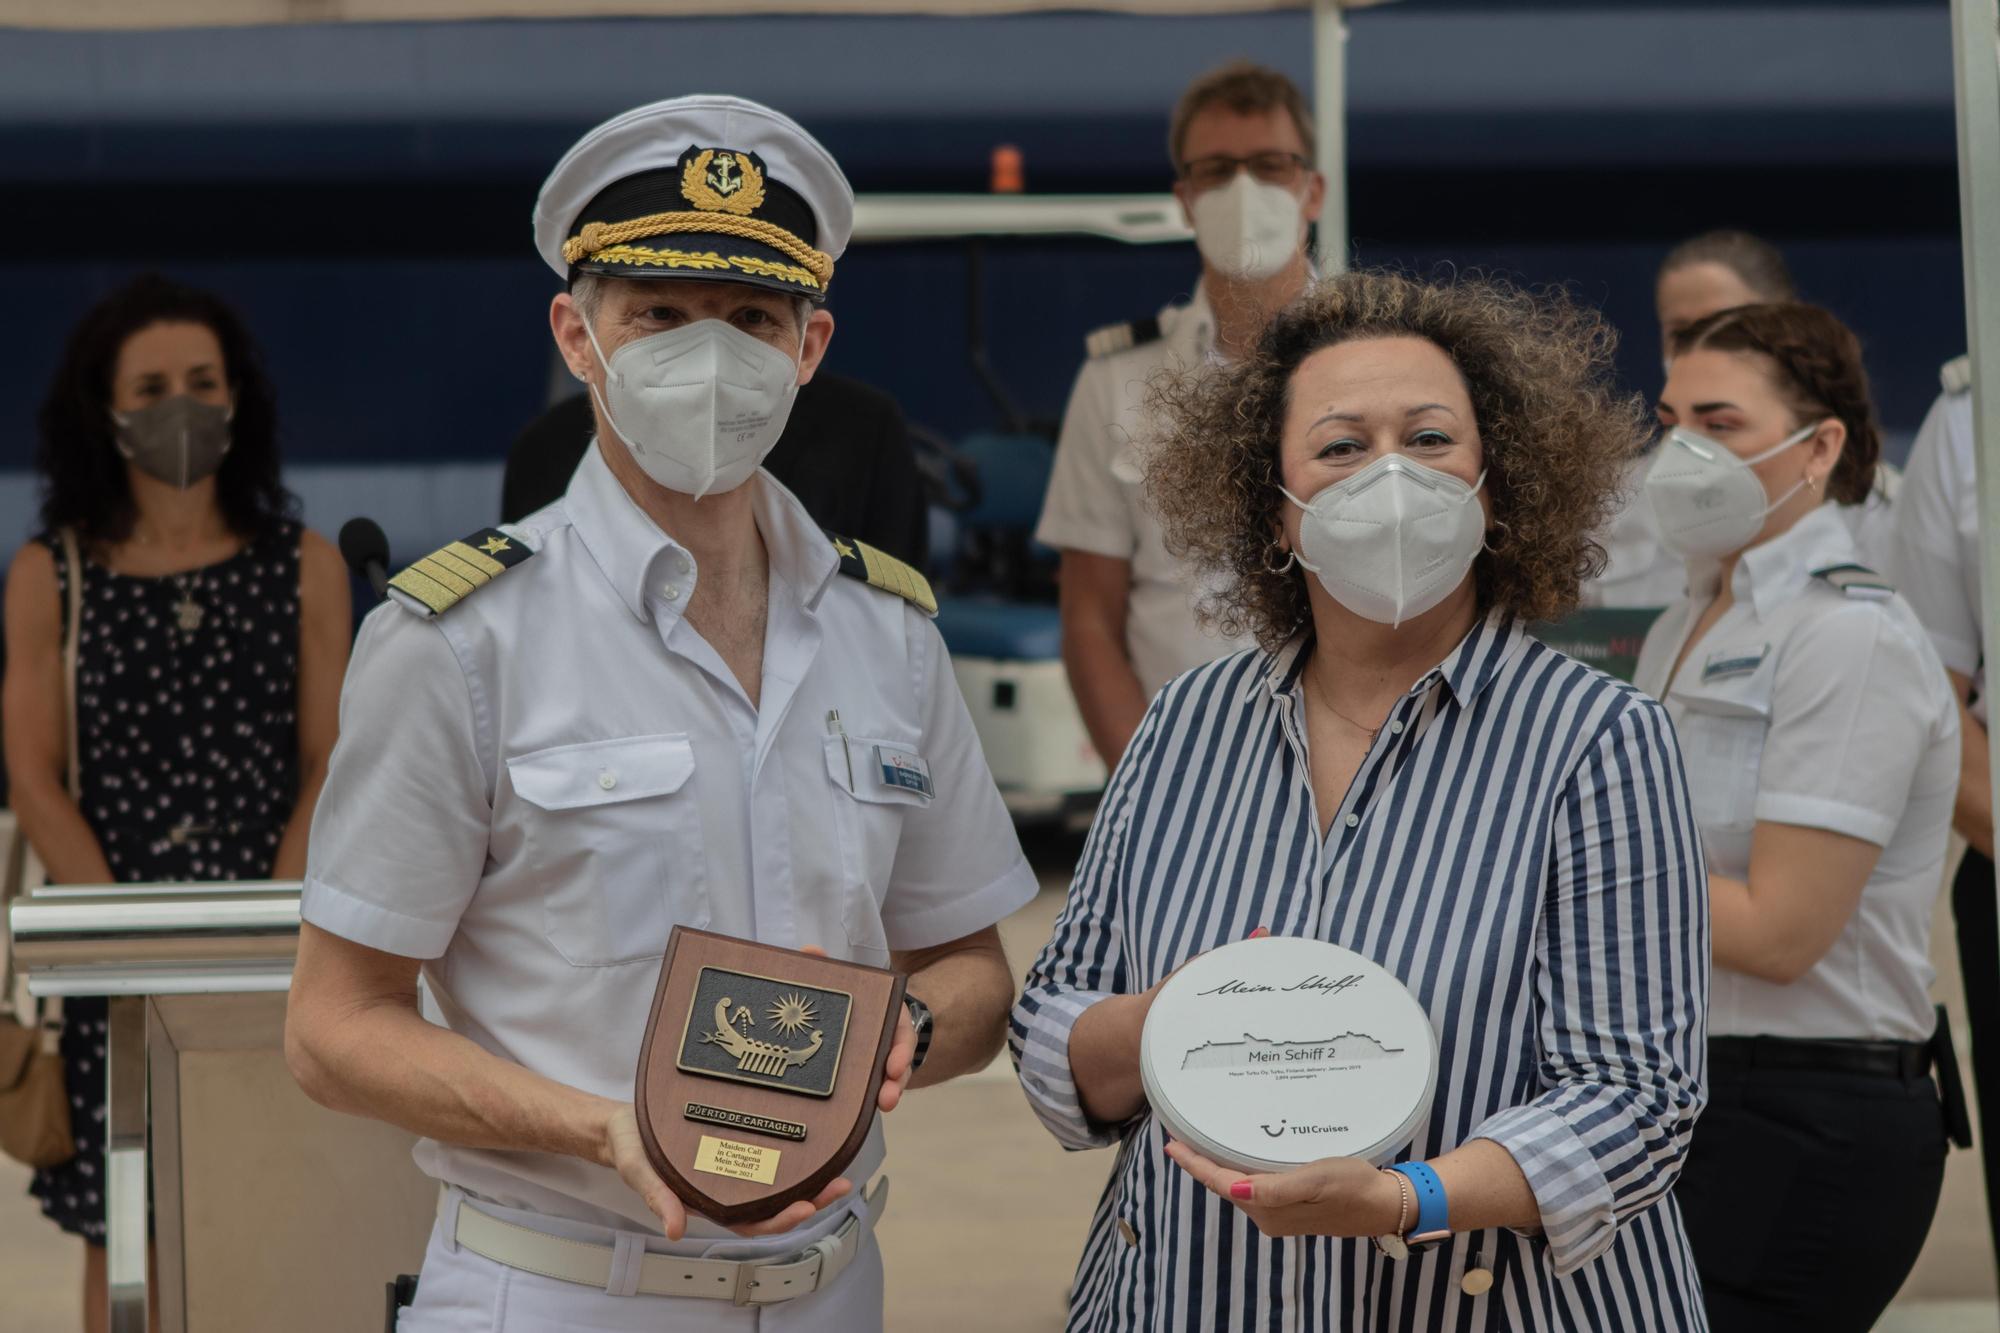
[1636,302,1958,1332]
[1590,230,1799,608]
[1013,269,1709,1331]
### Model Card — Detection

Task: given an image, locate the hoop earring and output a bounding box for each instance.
[1482,516,1510,555]
[1263,543,1298,575]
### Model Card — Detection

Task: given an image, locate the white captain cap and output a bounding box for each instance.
[532,95,854,303]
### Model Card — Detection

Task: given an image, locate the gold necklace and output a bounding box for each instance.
[1302,667,1391,738]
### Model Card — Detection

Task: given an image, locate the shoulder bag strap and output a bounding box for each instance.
[25,529,87,1037]
[58,527,82,801]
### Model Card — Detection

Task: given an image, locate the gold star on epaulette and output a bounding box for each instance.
[827,532,936,616]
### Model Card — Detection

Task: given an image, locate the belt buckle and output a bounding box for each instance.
[730,1261,760,1308]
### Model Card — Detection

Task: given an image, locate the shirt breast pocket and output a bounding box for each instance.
[1671,685,1771,853]
[823,734,929,966]
[507,734,709,967]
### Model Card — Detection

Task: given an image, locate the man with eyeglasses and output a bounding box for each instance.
[1035,61,1326,768]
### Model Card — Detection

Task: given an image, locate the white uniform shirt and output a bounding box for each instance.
[1634,504,1959,1042]
[1584,454,1902,610]
[1895,379,1983,723]
[301,444,1038,1238]
[1034,286,1253,696]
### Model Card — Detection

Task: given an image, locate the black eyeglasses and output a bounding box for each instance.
[1179,152,1310,191]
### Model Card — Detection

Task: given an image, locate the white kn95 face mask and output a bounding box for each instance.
[584,316,803,500]
[1643,422,1818,560]
[1281,455,1488,627]
[1190,174,1305,281]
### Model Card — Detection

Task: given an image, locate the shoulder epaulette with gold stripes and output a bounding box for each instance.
[828,533,936,617]
[388,528,534,618]
[1812,562,1894,601]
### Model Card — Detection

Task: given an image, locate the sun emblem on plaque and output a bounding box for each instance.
[701,994,823,1078]
[768,993,818,1037]
[681,148,766,216]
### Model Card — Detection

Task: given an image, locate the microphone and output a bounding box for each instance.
[339,517,391,601]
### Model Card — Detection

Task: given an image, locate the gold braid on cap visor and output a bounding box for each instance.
[562,213,834,290]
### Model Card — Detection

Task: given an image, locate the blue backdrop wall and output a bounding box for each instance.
[0,2,1967,540]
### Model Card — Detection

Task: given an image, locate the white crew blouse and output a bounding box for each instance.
[1635,504,1959,1043]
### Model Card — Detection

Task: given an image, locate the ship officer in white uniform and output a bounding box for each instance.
[1034,61,1320,767]
[1633,302,1966,1333]
[1894,355,1998,1281]
[282,95,1038,1332]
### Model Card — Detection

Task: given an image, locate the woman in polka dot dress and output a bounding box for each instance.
[2,273,350,1332]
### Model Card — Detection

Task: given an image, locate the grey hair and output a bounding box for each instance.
[569,272,813,331]
[570,272,609,325]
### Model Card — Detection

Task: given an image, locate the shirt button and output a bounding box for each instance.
[674,553,692,575]
[1115,1219,1138,1247]
[597,771,617,791]
[1389,720,1405,735]
[1344,813,1359,828]
[1461,1267,1494,1296]
[663,585,681,602]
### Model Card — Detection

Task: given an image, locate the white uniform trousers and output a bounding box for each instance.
[398,1188,884,1332]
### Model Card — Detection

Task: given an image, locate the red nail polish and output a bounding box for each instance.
[1249,927,1270,939]
[1229,1180,1253,1201]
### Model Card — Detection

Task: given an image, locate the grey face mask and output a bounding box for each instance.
[110,395,233,490]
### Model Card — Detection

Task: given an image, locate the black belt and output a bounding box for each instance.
[1710,1034,1929,1081]
[1711,1005,1976,1150]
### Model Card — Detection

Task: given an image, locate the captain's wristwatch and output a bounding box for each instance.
[902,993,934,1072]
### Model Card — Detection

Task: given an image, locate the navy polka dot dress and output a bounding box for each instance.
[29,522,301,1242]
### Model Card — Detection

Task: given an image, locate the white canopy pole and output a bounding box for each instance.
[1952,0,2000,868]
[1312,0,1349,273]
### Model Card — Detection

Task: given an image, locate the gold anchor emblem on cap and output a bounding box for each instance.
[682,148,766,216]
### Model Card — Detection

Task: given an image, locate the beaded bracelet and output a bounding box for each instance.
[1370,1168,1414,1259]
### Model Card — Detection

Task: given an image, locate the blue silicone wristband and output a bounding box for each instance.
[1387,1162,1449,1243]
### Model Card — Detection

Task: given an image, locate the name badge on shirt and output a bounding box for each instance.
[873,746,934,799]
[1701,644,1769,683]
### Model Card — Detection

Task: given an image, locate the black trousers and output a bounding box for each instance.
[1954,848,2000,1283]
[1676,1059,1947,1333]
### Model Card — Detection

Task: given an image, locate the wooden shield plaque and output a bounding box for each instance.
[635,927,905,1225]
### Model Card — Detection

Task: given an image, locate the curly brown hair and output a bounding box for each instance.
[1145,269,1649,651]
[1670,302,1880,506]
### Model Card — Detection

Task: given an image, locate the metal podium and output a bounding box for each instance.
[8,867,434,1332]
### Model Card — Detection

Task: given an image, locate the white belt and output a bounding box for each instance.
[439,1179,888,1306]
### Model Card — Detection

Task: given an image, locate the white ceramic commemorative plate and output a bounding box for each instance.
[1141,935,1438,1173]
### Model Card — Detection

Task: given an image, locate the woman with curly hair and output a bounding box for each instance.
[2,273,350,1332]
[1636,303,1958,1332]
[1011,269,1710,1330]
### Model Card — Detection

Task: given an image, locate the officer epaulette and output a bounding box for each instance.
[1085,314,1165,360]
[1812,563,1894,601]
[1942,355,1972,395]
[387,527,534,619]
[828,533,936,616]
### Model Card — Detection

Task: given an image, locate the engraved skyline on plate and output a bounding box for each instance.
[1180,1030,1406,1071]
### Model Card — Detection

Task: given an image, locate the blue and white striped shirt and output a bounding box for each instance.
[1011,615,1710,1332]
